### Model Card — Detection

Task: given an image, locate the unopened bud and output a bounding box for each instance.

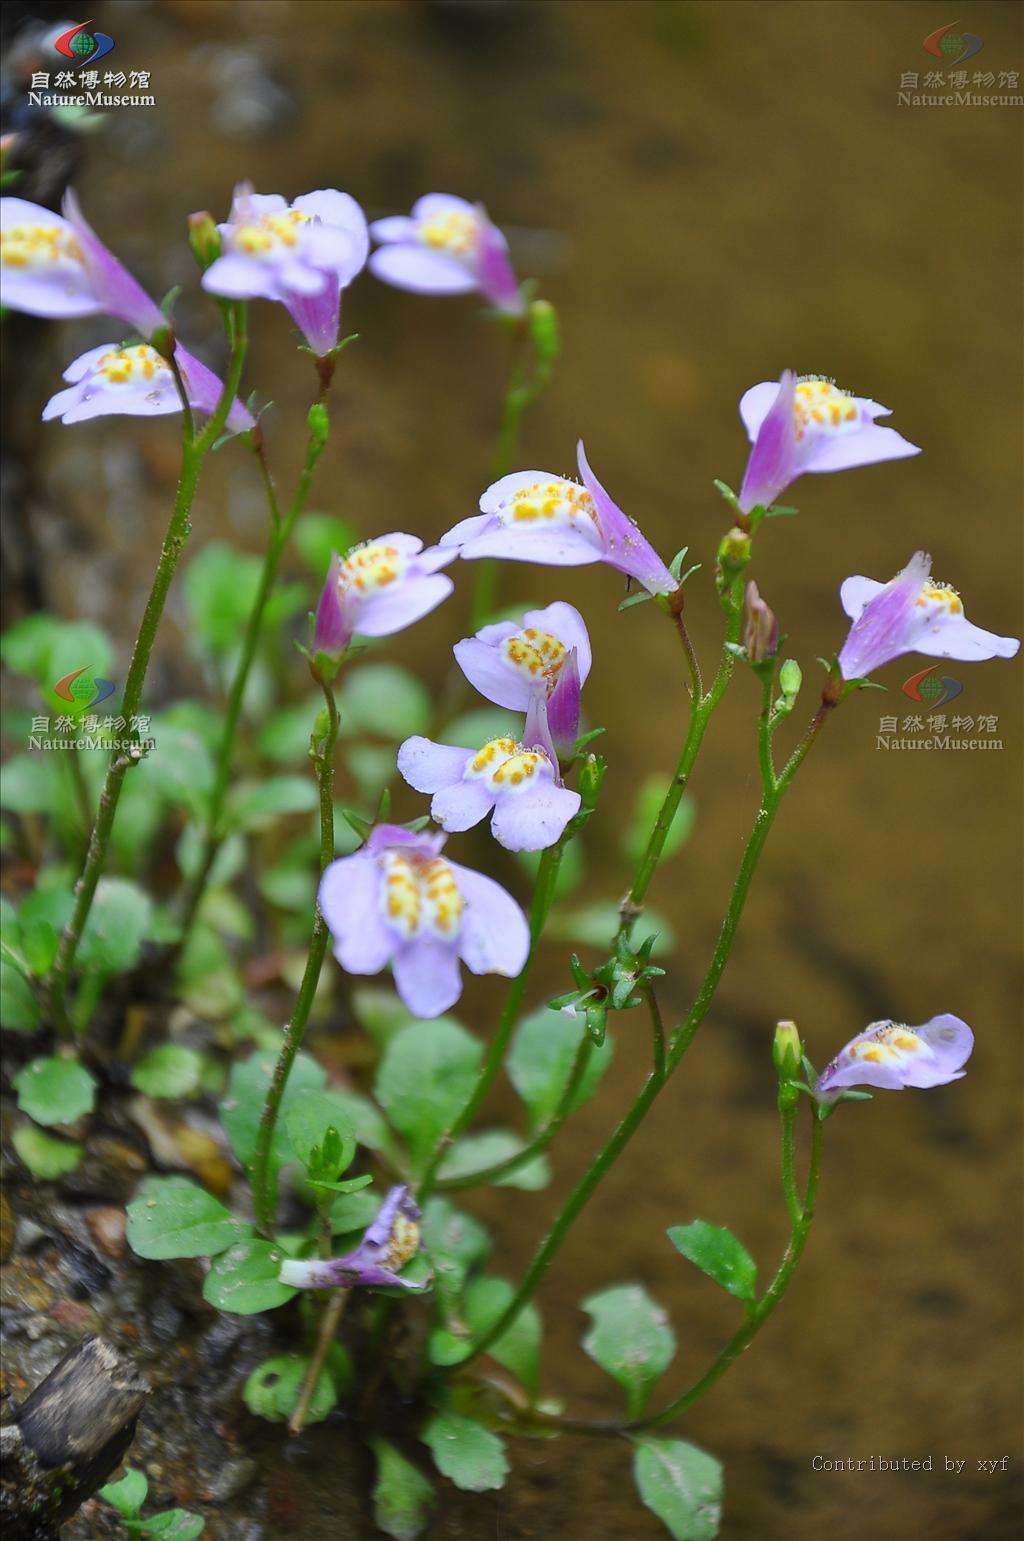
[187,211,221,272]
[578,752,607,807]
[773,1019,803,1079]
[717,526,752,574]
[528,299,561,365]
[307,402,330,451]
[778,658,802,707]
[743,580,778,663]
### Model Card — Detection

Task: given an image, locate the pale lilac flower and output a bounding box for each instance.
[319,825,529,1018]
[42,341,255,434]
[369,193,522,312]
[278,1185,429,1292]
[738,371,920,515]
[453,600,590,756]
[1,191,163,336]
[312,535,455,658]
[815,1015,974,1101]
[202,184,369,356]
[397,698,581,852]
[441,442,677,596]
[837,550,1019,680]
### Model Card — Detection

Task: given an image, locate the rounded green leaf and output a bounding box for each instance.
[227,776,317,830]
[77,878,153,974]
[130,1045,204,1100]
[421,1410,508,1493]
[219,1050,326,1171]
[667,1220,757,1305]
[126,1175,246,1260]
[463,1277,541,1396]
[438,1130,550,1191]
[632,1435,723,1541]
[582,1285,676,1419]
[284,1090,356,1173]
[1,961,40,1032]
[202,1238,297,1314]
[370,1437,436,1541]
[375,1020,481,1170]
[244,1353,337,1425]
[339,664,431,740]
[508,1006,615,1131]
[13,1056,96,1126]
[98,1467,148,1517]
[12,1124,83,1178]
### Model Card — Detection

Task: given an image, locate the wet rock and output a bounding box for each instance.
[85,1207,128,1261]
[64,1136,148,1203]
[205,1456,259,1504]
[0,1190,13,1262]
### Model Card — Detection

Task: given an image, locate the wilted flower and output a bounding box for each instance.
[1,191,163,337]
[837,550,1019,680]
[397,698,581,852]
[278,1185,429,1292]
[737,371,920,515]
[42,341,255,434]
[815,1015,974,1100]
[202,184,368,356]
[319,825,529,1017]
[313,535,455,658]
[743,580,778,663]
[441,442,677,597]
[369,193,522,312]
[453,600,590,756]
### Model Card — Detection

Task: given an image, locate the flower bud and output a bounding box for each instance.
[313,555,351,661]
[187,211,221,272]
[528,298,561,365]
[778,658,802,708]
[578,751,607,807]
[307,401,330,452]
[773,1019,803,1079]
[717,526,752,575]
[743,580,778,663]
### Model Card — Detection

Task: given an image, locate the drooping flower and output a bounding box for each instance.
[319,825,529,1018]
[202,184,369,356]
[42,341,255,434]
[837,550,1019,680]
[453,600,590,756]
[737,371,920,515]
[441,442,677,597]
[814,1015,974,1101]
[397,695,581,852]
[312,535,455,659]
[278,1185,429,1292]
[368,193,522,313]
[1,191,163,337]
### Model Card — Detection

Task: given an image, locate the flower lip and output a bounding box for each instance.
[277,1184,429,1293]
[42,340,255,434]
[453,600,591,716]
[368,191,523,312]
[814,1014,974,1100]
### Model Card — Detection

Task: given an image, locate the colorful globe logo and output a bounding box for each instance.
[922,23,984,68]
[54,20,116,66]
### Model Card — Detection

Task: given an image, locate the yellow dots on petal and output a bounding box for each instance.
[490,749,543,792]
[0,223,82,271]
[338,542,408,597]
[383,1213,420,1270]
[469,737,517,775]
[417,210,480,255]
[95,344,171,389]
[501,629,568,693]
[793,378,861,442]
[380,851,463,941]
[500,479,599,535]
[234,206,310,257]
[919,582,963,615]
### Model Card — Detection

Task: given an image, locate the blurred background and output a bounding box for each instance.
[2,2,1021,1537]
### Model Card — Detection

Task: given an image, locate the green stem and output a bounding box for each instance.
[174,418,329,948]
[757,668,777,797]
[778,1092,801,1225]
[47,308,249,1035]
[645,983,666,1079]
[251,670,341,1237]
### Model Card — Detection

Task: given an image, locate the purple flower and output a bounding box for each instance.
[738,371,920,515]
[453,600,590,756]
[278,1185,429,1292]
[1,191,163,337]
[41,341,255,434]
[441,442,677,596]
[397,710,581,852]
[837,550,1019,680]
[319,825,529,1018]
[312,534,455,658]
[202,184,368,356]
[369,193,522,313]
[815,1015,974,1101]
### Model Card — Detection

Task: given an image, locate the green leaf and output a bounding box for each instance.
[421,1410,508,1492]
[0,754,59,814]
[219,1050,325,1172]
[227,776,317,830]
[202,1238,298,1314]
[136,725,214,818]
[370,1438,436,1541]
[329,1187,382,1236]
[625,779,695,864]
[319,1088,393,1155]
[99,1467,148,1517]
[581,1285,676,1419]
[78,878,153,974]
[339,664,431,740]
[463,1277,541,1395]
[508,1006,614,1131]
[184,543,267,655]
[243,1353,337,1425]
[550,900,676,956]
[294,514,358,578]
[632,1436,723,1541]
[1,960,40,1031]
[12,1123,83,1177]
[438,1130,550,1190]
[439,707,520,750]
[132,1508,205,1538]
[126,1176,246,1260]
[13,1056,96,1126]
[375,1020,481,1170]
[258,696,323,762]
[667,1220,757,1305]
[130,1045,204,1100]
[283,1090,356,1173]
[421,1197,492,1310]
[352,987,418,1045]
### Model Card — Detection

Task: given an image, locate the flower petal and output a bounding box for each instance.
[431,778,494,832]
[490,781,581,852]
[369,244,476,295]
[804,421,921,473]
[397,737,470,794]
[392,939,462,1018]
[354,573,454,638]
[320,852,394,974]
[456,522,602,568]
[521,601,592,683]
[451,864,530,978]
[839,575,885,621]
[576,441,677,594]
[737,371,801,514]
[453,636,529,710]
[203,252,281,301]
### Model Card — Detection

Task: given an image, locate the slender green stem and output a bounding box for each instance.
[757,669,776,797]
[289,1288,350,1436]
[778,1093,801,1225]
[174,418,329,948]
[645,983,666,1079]
[47,309,249,1034]
[251,671,341,1237]
[66,744,93,838]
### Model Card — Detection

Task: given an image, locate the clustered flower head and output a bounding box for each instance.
[313,534,456,658]
[737,370,920,515]
[837,550,1019,680]
[202,184,369,356]
[815,1014,974,1100]
[369,193,522,313]
[43,341,255,435]
[319,825,529,1018]
[278,1185,428,1292]
[441,442,678,597]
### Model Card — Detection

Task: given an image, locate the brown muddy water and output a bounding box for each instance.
[2,2,1022,1538]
